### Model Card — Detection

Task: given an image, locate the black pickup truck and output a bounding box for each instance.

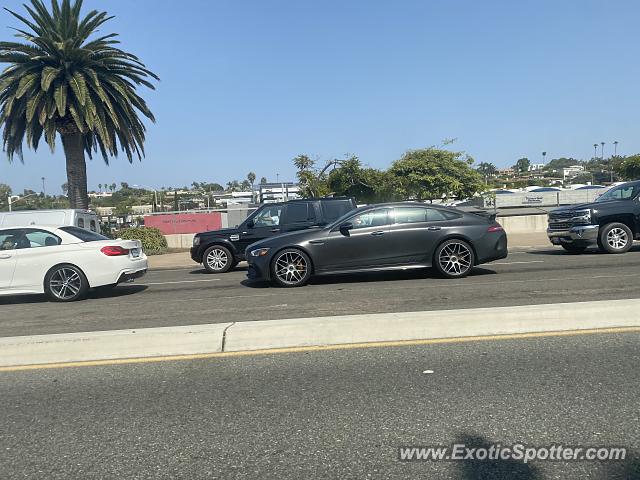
[191,197,357,273]
[547,181,640,254]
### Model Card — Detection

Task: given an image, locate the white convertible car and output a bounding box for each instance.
[0,225,148,301]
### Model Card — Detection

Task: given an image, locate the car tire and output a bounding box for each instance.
[433,239,475,279]
[203,245,234,273]
[270,248,312,287]
[561,244,587,254]
[45,264,89,302]
[598,223,633,254]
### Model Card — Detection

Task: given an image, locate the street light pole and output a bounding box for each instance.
[41,177,46,196]
[593,144,598,160]
[613,140,619,157]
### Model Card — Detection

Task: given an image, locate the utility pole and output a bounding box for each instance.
[600,142,605,160]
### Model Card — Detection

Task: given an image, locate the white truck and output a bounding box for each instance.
[0,209,101,232]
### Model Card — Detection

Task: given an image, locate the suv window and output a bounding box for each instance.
[284,203,310,223]
[252,205,282,228]
[351,209,389,229]
[321,201,354,223]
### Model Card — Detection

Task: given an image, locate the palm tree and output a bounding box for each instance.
[0,0,158,209]
[260,176,267,185]
[98,183,102,192]
[110,182,116,192]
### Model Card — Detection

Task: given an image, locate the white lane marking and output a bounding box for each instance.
[141,279,221,286]
[490,261,545,265]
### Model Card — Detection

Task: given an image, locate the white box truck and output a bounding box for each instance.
[0,209,101,232]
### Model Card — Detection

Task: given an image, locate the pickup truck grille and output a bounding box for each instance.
[548,212,574,222]
[548,222,572,231]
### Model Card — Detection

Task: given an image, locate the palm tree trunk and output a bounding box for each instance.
[61,132,89,209]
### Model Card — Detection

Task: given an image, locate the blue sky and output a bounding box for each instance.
[1,0,638,194]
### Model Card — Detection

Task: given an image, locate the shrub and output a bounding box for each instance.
[117,227,168,255]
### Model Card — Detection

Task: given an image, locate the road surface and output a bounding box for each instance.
[0,331,638,479]
[2,246,640,337]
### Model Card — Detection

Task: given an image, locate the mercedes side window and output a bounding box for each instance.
[351,209,389,229]
[394,207,428,224]
[252,206,282,228]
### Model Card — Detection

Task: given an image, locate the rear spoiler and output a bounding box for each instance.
[455,206,497,222]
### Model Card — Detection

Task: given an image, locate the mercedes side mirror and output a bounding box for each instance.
[339,222,353,236]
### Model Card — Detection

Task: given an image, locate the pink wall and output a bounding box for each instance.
[143,213,222,234]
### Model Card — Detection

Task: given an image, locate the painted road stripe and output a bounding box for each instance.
[1,327,638,372]
[490,260,545,265]
[141,279,221,286]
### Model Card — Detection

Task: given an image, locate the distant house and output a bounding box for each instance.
[88,191,113,198]
[528,163,545,172]
[496,168,515,177]
[562,165,585,180]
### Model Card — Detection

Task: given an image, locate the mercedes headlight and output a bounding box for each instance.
[250,248,270,257]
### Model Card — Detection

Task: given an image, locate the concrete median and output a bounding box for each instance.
[1,299,639,368]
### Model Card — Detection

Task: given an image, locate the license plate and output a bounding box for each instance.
[131,248,140,258]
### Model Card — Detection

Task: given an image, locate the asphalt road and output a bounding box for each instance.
[3,246,640,337]
[1,331,638,479]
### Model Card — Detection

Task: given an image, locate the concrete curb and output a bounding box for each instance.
[0,323,232,367]
[1,299,638,367]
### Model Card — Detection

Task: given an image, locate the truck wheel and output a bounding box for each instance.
[203,245,234,273]
[561,244,587,254]
[598,223,633,254]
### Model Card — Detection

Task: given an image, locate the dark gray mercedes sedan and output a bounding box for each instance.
[246,202,508,287]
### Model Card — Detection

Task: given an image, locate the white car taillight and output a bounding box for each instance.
[101,246,130,256]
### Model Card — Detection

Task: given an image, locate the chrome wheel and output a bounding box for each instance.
[438,242,472,276]
[49,267,82,300]
[606,227,628,250]
[206,248,228,271]
[274,251,308,286]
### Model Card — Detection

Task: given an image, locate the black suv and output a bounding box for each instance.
[547,181,640,254]
[191,197,357,273]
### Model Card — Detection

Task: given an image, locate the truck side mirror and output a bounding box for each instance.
[246,219,255,228]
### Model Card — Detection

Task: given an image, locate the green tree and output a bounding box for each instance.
[247,171,256,186]
[389,148,484,202]
[0,183,11,199]
[476,162,497,182]
[293,154,335,198]
[615,154,640,180]
[98,183,102,192]
[0,0,158,209]
[110,182,116,192]
[226,180,240,192]
[260,176,267,185]
[327,155,397,203]
[514,158,530,174]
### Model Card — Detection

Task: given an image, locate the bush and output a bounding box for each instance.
[117,227,168,255]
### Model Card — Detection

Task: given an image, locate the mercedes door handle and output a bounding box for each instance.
[371,231,385,236]
[0,254,11,259]
[309,240,325,245]
[270,228,281,233]
[427,226,441,231]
